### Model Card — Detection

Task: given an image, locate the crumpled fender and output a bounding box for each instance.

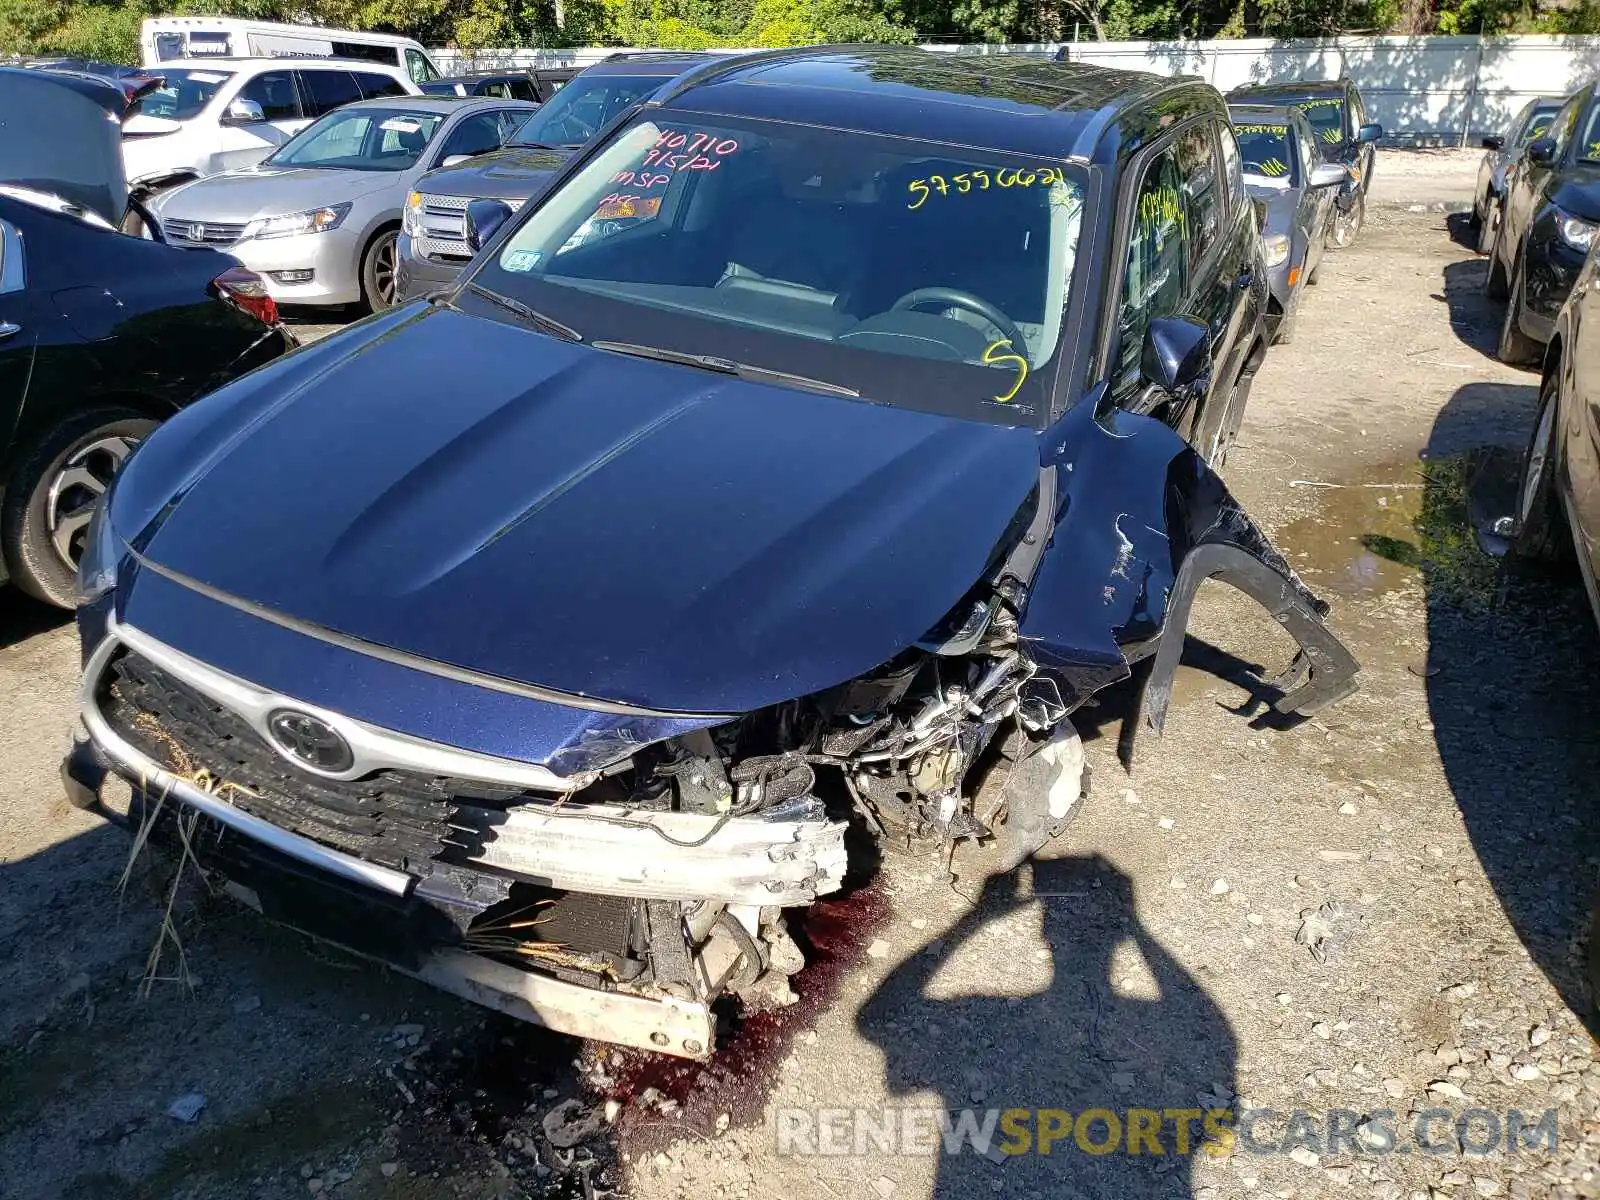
[1016,393,1359,728]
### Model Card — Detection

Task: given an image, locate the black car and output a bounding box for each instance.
[398,52,716,298]
[1510,237,1600,631]
[67,48,1341,1054]
[1487,82,1600,367]
[420,67,577,102]
[0,68,291,607]
[1473,95,1563,254]
[1227,78,1383,248]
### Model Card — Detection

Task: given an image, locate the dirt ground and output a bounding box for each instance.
[1,150,1597,1200]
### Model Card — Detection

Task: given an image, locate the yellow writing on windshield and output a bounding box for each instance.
[983,339,1028,404]
[1299,98,1344,108]
[1234,124,1289,136]
[907,166,1069,210]
[1321,128,1343,144]
[1254,158,1290,177]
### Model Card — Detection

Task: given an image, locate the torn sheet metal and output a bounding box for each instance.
[1018,394,1359,723]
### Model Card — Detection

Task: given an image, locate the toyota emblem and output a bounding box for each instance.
[266,709,354,773]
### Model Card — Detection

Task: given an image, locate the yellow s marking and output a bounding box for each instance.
[907,179,929,210]
[984,340,1028,403]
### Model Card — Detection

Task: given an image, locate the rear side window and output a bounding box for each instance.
[237,71,301,122]
[298,69,361,118]
[354,72,408,100]
[436,111,513,162]
[481,81,513,99]
[1175,124,1222,269]
[331,41,397,66]
[510,79,538,101]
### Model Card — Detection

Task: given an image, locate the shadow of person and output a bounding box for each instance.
[857,854,1236,1199]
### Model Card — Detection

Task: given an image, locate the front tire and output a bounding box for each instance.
[1498,259,1542,367]
[1,409,157,608]
[1329,192,1364,248]
[1510,371,1574,567]
[360,228,400,313]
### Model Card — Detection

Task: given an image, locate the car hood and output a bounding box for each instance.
[1549,164,1600,223]
[116,303,1040,715]
[158,165,398,220]
[0,67,129,224]
[416,144,573,201]
[1246,183,1297,233]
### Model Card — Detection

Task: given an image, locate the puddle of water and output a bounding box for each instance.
[1277,452,1507,609]
[1278,460,1429,599]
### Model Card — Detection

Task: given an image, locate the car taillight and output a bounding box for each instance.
[211,266,279,327]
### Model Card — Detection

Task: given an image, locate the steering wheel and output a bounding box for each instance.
[889,287,1026,356]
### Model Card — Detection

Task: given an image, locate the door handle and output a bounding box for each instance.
[0,322,19,339]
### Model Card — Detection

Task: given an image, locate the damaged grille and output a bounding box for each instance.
[101,649,536,877]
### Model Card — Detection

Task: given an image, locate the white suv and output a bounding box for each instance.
[122,58,420,199]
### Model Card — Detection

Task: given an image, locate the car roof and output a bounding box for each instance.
[153,56,406,72]
[337,95,539,114]
[1228,79,1348,101]
[576,51,719,75]
[653,46,1210,163]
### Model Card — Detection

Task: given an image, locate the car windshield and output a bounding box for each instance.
[509,73,673,149]
[1296,97,1347,148]
[1234,121,1296,183]
[1577,103,1600,164]
[126,67,233,121]
[268,108,446,171]
[473,113,1086,425]
[1522,105,1560,145]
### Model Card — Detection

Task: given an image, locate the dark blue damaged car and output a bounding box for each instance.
[66,47,1356,1057]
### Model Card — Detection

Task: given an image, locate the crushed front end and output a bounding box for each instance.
[67,390,1358,1058]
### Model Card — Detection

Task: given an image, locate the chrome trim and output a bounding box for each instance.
[104,615,591,792]
[129,550,733,720]
[80,634,414,897]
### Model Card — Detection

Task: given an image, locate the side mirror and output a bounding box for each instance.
[1309,162,1351,188]
[1356,122,1384,144]
[1481,134,1506,151]
[223,97,265,124]
[441,154,473,168]
[1141,315,1211,395]
[1527,136,1557,166]
[465,197,513,254]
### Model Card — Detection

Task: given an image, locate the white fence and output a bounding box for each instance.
[434,34,1600,145]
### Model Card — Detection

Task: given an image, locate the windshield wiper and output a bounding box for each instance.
[511,139,565,151]
[589,341,860,398]
[465,283,581,342]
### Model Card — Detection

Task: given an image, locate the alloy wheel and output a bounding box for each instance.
[374,233,399,307]
[45,434,139,569]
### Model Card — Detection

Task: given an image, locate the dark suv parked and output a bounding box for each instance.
[1486,81,1600,366]
[69,49,1344,1058]
[421,67,578,102]
[1227,78,1383,248]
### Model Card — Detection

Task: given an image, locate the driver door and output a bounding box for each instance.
[0,218,34,465]
[213,71,305,174]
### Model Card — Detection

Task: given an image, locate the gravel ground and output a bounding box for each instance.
[0,154,1595,1200]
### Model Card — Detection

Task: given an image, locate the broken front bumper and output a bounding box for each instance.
[67,617,848,1057]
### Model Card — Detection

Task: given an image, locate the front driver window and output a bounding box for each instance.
[407,50,440,85]
[1115,144,1191,401]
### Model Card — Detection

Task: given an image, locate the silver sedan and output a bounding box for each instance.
[152,96,536,310]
